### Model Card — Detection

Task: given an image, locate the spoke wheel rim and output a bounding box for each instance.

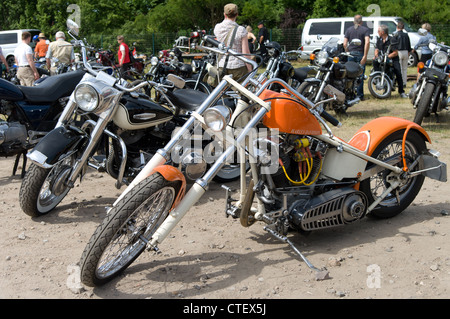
[369,139,418,206]
[95,186,175,279]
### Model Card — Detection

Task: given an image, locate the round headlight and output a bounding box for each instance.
[95,52,100,59]
[203,105,231,132]
[151,56,159,66]
[317,51,329,65]
[74,84,99,112]
[433,51,449,67]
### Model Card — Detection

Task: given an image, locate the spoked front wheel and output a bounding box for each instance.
[360,130,426,218]
[19,156,75,217]
[368,74,392,99]
[79,173,179,287]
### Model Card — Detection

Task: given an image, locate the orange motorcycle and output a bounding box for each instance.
[79,35,447,286]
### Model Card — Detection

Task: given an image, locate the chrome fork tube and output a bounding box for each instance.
[66,99,122,188]
[56,96,78,128]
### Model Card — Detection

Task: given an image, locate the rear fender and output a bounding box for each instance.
[27,126,87,168]
[351,116,431,157]
[150,165,187,208]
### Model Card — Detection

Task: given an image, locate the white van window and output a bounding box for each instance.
[343,21,374,35]
[396,18,416,32]
[0,33,18,45]
[309,22,341,35]
[380,21,397,34]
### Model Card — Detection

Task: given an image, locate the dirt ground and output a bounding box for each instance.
[1,111,450,300]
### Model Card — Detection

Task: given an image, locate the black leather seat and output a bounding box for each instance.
[167,88,209,112]
[293,66,314,82]
[19,70,85,103]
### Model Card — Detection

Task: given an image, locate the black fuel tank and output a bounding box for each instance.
[113,94,174,130]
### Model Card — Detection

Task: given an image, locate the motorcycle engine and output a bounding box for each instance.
[289,187,367,231]
[0,122,28,156]
[257,134,368,232]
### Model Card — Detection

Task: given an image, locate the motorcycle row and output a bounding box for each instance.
[0,19,448,287]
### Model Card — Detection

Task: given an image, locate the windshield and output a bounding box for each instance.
[396,18,416,32]
[322,37,340,50]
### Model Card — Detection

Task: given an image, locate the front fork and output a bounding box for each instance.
[54,92,123,189]
[148,105,269,248]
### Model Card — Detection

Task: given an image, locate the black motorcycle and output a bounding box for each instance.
[257,41,312,91]
[0,70,85,177]
[19,20,250,218]
[297,37,364,114]
[411,40,450,125]
[368,44,397,99]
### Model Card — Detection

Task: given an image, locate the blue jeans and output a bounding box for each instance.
[348,51,366,99]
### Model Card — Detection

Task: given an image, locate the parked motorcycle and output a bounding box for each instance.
[297,37,364,114]
[367,43,397,99]
[18,20,243,218]
[257,40,313,91]
[78,34,446,287]
[411,40,450,125]
[0,70,85,177]
[136,48,210,97]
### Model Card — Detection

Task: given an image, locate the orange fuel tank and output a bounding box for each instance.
[260,90,322,135]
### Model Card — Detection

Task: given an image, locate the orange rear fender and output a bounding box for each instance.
[351,116,431,156]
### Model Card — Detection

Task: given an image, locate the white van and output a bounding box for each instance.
[300,17,421,66]
[0,29,41,67]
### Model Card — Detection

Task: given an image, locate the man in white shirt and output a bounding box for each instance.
[14,31,39,86]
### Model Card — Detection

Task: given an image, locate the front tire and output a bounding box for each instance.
[19,158,74,217]
[360,130,426,219]
[368,74,392,99]
[413,82,435,125]
[80,173,179,287]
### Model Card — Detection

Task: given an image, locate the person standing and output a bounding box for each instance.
[257,21,269,62]
[412,23,436,64]
[246,25,257,53]
[0,46,9,74]
[343,14,370,100]
[34,33,49,59]
[14,31,39,86]
[213,3,251,85]
[46,31,75,75]
[393,21,411,88]
[117,35,132,80]
[374,25,407,98]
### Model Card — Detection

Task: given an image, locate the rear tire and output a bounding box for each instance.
[80,173,179,286]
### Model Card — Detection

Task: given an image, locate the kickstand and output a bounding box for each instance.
[12,151,27,178]
[264,226,330,281]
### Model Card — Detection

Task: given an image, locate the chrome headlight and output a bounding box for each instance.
[151,56,159,66]
[203,105,232,132]
[74,84,99,112]
[317,51,329,65]
[433,51,449,67]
